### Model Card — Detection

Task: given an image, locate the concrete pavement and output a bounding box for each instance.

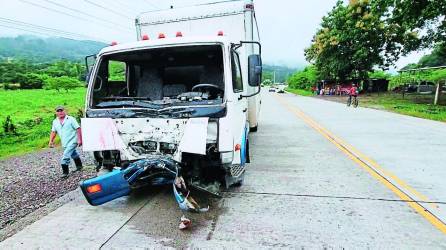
[279,93,446,223]
[1,92,445,248]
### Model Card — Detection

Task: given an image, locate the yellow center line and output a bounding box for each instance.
[282,97,437,209]
[274,94,446,234]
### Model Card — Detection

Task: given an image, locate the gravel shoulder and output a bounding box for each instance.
[0,147,96,241]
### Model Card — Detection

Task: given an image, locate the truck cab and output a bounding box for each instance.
[82,0,261,194]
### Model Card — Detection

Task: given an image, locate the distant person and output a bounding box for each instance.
[48,106,83,178]
[348,84,358,105]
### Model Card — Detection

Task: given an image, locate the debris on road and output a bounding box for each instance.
[80,156,210,214]
[173,176,209,213]
[178,215,191,230]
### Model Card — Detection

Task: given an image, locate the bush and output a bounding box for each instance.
[75,108,83,123]
[20,73,44,89]
[44,76,83,92]
[2,116,17,135]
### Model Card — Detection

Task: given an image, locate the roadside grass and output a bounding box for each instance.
[359,92,446,122]
[286,88,314,96]
[0,88,86,159]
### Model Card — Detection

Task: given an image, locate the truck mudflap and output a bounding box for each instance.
[80,156,208,212]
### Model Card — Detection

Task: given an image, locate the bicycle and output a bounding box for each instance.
[347,95,359,108]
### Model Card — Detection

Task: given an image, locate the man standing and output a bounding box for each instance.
[49,106,83,178]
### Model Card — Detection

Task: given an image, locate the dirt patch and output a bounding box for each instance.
[0,148,96,236]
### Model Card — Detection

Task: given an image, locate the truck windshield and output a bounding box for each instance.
[90,45,224,109]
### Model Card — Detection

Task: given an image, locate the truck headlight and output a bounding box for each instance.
[221,151,233,164]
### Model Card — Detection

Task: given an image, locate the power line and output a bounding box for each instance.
[101,0,140,16]
[113,0,158,13]
[0,17,107,42]
[17,0,132,34]
[0,18,105,42]
[0,24,53,38]
[142,0,160,9]
[83,0,132,19]
[0,24,104,46]
[39,0,131,31]
[18,0,93,23]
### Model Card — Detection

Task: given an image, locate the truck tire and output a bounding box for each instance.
[246,139,251,163]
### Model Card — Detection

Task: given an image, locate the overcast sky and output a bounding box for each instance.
[0,0,425,70]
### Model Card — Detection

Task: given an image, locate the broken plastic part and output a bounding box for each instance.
[173,176,209,212]
[179,215,191,230]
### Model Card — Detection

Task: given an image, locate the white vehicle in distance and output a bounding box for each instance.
[277,84,286,93]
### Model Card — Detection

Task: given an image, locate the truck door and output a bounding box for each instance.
[230,50,248,165]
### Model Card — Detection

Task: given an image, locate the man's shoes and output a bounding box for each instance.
[60,164,69,178]
[74,158,83,171]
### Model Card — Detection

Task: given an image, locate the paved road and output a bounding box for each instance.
[1,92,446,248]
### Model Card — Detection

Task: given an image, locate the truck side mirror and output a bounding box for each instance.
[248,54,262,86]
[85,54,97,85]
[85,68,93,84]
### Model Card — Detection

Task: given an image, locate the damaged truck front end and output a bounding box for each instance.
[80,41,250,206]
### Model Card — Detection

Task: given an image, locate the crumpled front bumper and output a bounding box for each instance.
[80,156,178,206]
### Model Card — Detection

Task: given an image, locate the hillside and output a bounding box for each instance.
[263,64,300,83]
[0,35,106,62]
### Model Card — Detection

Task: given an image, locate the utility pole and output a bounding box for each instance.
[434,80,443,105]
[273,71,276,84]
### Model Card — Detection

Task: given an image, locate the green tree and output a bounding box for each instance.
[305,0,390,81]
[401,43,446,70]
[417,44,446,68]
[368,70,391,79]
[42,60,81,78]
[287,65,318,90]
[0,60,35,84]
[44,76,82,92]
[262,71,273,85]
[20,73,44,89]
[109,61,126,81]
[373,0,446,50]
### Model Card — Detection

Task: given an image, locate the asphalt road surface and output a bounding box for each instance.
[1,91,446,248]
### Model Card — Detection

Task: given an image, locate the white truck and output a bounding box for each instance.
[80,0,262,205]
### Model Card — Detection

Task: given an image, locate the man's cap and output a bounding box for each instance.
[55,105,65,111]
